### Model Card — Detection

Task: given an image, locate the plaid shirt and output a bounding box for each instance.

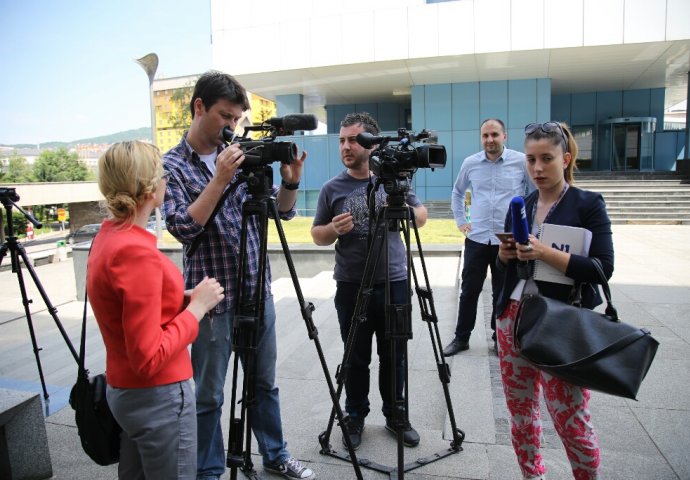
[162,133,295,314]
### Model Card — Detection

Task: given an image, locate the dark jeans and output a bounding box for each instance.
[334,280,407,419]
[455,238,501,342]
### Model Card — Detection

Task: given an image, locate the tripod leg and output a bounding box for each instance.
[268,200,363,480]
[14,245,80,364]
[10,247,49,400]
[406,218,465,449]
[226,354,245,480]
[322,205,387,441]
[226,199,270,479]
[382,207,415,479]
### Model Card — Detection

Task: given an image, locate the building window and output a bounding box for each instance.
[571,126,593,170]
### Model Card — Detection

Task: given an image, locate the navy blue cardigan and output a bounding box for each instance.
[495,186,614,315]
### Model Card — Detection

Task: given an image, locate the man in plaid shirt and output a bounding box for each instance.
[163,71,314,480]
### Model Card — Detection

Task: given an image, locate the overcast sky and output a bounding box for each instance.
[0,0,212,145]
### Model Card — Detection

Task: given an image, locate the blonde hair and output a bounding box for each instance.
[97,141,162,223]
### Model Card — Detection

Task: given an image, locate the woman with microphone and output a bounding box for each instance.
[495,122,614,480]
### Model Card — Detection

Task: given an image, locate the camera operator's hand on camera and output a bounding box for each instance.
[279,148,307,184]
[214,143,245,184]
[332,212,354,236]
[186,276,224,321]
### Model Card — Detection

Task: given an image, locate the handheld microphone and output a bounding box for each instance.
[267,114,318,131]
[510,196,530,245]
[510,196,531,279]
[356,132,386,148]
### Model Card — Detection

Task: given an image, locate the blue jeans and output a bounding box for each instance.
[455,238,501,341]
[334,280,407,419]
[192,296,287,478]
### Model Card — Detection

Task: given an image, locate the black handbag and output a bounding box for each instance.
[514,258,659,400]
[69,277,121,466]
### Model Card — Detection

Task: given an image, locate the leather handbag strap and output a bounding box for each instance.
[591,257,619,322]
[78,242,96,376]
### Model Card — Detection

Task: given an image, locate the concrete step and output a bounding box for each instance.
[607,209,690,216]
[577,180,689,188]
[429,172,690,224]
[573,172,688,181]
[610,218,689,225]
[605,200,690,207]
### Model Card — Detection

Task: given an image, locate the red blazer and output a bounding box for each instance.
[87,220,198,388]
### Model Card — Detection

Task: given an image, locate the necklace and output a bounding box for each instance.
[532,183,569,228]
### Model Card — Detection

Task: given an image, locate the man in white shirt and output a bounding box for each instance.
[443,118,533,356]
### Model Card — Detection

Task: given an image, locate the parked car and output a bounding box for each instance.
[65,223,101,245]
[146,219,167,235]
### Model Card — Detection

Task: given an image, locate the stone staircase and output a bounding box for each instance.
[574,171,690,225]
[424,171,690,225]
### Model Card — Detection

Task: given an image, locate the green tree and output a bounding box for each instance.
[169,82,195,130]
[1,153,34,183]
[32,148,88,182]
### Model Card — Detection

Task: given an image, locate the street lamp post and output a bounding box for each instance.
[135,53,163,240]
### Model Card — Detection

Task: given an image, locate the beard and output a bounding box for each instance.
[342,153,369,170]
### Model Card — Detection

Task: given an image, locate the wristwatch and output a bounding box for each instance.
[281,179,300,190]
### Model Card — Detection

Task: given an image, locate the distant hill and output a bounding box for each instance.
[3,127,151,149]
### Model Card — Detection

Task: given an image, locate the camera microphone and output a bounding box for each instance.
[267,114,318,131]
[356,132,386,148]
[510,196,531,278]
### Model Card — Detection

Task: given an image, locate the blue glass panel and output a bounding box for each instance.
[452,82,479,130]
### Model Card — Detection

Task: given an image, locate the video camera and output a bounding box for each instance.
[220,114,318,170]
[356,128,446,180]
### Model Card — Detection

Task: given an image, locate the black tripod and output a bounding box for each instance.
[0,187,79,404]
[318,178,465,479]
[190,167,363,479]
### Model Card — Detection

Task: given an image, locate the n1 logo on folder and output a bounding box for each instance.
[552,242,571,253]
[533,224,592,285]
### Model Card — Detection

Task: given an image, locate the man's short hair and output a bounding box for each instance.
[480,118,506,132]
[190,70,250,118]
[340,112,380,135]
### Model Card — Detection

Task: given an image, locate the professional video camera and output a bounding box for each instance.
[356,128,446,196]
[220,114,318,170]
[356,128,446,177]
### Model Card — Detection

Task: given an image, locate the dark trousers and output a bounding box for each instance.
[334,280,407,419]
[455,238,501,342]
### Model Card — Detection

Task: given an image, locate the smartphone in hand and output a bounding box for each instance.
[495,232,514,243]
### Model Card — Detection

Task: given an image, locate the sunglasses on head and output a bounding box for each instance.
[524,122,569,152]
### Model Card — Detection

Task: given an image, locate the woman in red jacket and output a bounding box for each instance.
[87,141,224,479]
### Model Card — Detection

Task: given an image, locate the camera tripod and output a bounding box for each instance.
[0,188,79,405]
[317,179,465,479]
[190,166,363,480]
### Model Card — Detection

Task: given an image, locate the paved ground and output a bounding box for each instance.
[0,224,688,479]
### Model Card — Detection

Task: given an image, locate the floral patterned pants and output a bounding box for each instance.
[496,300,601,480]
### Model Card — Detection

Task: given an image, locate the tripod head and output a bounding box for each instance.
[237,165,275,200]
[0,187,42,239]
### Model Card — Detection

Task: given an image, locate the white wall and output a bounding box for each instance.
[212,0,689,75]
